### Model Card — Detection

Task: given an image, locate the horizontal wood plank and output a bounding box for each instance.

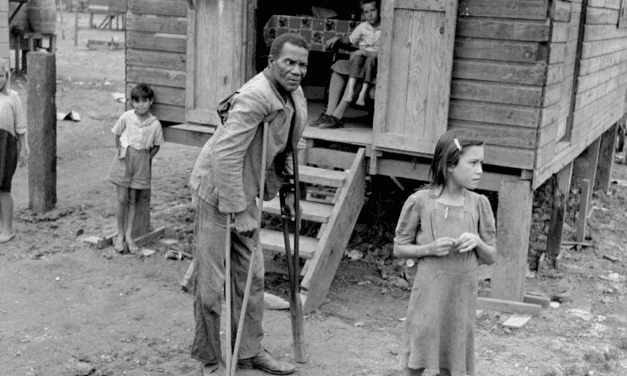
[264,196,333,223]
[485,144,535,169]
[451,79,543,106]
[550,0,571,22]
[163,124,215,146]
[129,0,188,17]
[126,31,187,53]
[452,59,546,85]
[585,24,627,41]
[456,18,550,41]
[127,66,186,88]
[306,148,357,170]
[579,48,626,76]
[299,166,347,188]
[477,297,542,316]
[454,38,546,63]
[148,103,185,123]
[126,83,186,107]
[126,49,186,71]
[457,0,549,19]
[260,229,318,259]
[586,7,619,24]
[449,99,540,128]
[448,120,537,149]
[126,13,187,35]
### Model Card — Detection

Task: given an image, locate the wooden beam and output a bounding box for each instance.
[545,162,573,258]
[572,137,601,209]
[576,179,591,242]
[477,297,542,316]
[595,122,618,194]
[491,180,533,302]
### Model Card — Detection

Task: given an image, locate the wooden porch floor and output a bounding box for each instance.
[304,102,373,147]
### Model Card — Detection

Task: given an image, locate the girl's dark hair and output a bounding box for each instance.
[360,0,380,10]
[427,129,484,195]
[130,83,154,101]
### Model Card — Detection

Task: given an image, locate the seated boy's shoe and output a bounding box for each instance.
[237,349,296,375]
[309,113,332,127]
[318,116,344,129]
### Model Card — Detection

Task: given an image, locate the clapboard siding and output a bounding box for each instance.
[0,8,8,61]
[126,0,188,125]
[534,0,627,187]
[458,0,549,20]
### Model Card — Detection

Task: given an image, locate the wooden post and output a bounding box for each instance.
[491,180,533,302]
[576,179,591,242]
[545,162,573,259]
[595,123,618,194]
[27,52,57,213]
[573,137,601,206]
[74,1,79,46]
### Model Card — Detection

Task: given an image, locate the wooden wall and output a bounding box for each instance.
[125,0,187,123]
[450,0,550,171]
[534,0,627,188]
[1,0,9,60]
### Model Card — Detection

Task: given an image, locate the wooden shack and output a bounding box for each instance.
[125,0,627,313]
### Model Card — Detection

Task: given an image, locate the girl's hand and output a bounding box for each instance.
[429,237,457,257]
[324,36,340,51]
[454,232,482,253]
[18,143,29,168]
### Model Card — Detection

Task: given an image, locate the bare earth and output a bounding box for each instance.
[1,12,627,376]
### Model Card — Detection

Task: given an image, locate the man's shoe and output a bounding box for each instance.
[237,349,296,375]
[318,116,344,129]
[309,113,332,127]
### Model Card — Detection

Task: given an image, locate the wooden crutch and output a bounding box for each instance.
[279,146,306,363]
[227,122,270,376]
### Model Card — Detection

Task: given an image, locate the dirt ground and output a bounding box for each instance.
[2,11,627,376]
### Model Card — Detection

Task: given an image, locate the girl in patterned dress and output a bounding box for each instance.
[394,130,497,376]
[0,59,27,244]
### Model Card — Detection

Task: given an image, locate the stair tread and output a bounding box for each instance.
[264,196,333,223]
[260,228,318,259]
[298,165,346,187]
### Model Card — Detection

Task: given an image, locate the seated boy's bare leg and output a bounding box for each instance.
[115,185,129,252]
[125,188,139,252]
[343,77,358,103]
[356,83,370,106]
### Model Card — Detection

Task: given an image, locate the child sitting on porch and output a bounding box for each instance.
[393,130,497,376]
[108,83,164,253]
[311,0,381,129]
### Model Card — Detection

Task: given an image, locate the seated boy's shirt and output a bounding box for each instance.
[349,21,381,53]
[112,110,164,151]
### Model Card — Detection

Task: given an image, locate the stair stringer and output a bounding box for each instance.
[300,148,367,313]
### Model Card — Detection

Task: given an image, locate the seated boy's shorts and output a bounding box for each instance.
[0,129,18,193]
[108,147,151,190]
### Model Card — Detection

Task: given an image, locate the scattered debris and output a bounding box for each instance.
[75,228,84,237]
[165,249,191,260]
[354,322,364,327]
[159,238,179,245]
[263,292,289,310]
[0,308,7,314]
[140,249,156,257]
[502,314,532,329]
[57,110,81,121]
[86,37,122,50]
[550,302,560,308]
[602,254,618,262]
[65,359,95,376]
[111,92,126,103]
[599,273,625,283]
[345,249,363,261]
[553,289,572,303]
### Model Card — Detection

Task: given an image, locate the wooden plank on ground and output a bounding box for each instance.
[492,180,533,302]
[455,18,550,41]
[129,0,187,17]
[458,0,549,19]
[477,297,542,316]
[126,13,187,34]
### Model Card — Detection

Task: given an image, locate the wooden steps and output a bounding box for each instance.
[260,147,367,313]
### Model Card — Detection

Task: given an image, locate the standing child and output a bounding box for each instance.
[108,83,164,253]
[0,59,28,244]
[394,130,497,376]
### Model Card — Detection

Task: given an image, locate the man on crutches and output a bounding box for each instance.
[189,33,310,376]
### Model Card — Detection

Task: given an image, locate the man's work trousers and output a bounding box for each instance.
[191,198,264,365]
